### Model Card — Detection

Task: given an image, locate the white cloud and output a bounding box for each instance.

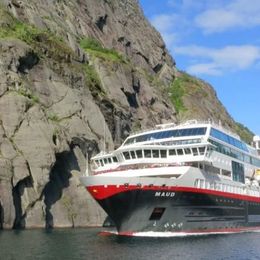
[187,63,221,76]
[195,0,260,33]
[195,9,241,33]
[150,14,186,46]
[160,32,179,47]
[144,0,260,77]
[175,45,260,75]
[151,14,176,32]
[211,46,260,69]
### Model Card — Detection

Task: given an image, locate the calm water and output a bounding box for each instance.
[1,228,260,260]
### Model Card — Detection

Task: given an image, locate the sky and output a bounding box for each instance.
[139,0,260,135]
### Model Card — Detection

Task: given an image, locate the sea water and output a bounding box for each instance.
[1,228,260,260]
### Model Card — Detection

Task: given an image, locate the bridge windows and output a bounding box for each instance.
[184,148,191,155]
[136,150,143,158]
[169,149,176,156]
[123,151,130,160]
[192,148,199,156]
[152,149,159,158]
[113,156,118,163]
[144,149,152,158]
[114,145,208,164]
[177,149,184,155]
[160,150,167,158]
[199,147,206,155]
[130,151,136,159]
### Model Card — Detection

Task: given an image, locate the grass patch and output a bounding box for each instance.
[234,122,254,144]
[15,87,39,104]
[47,113,60,122]
[0,7,73,62]
[169,78,187,114]
[169,71,210,114]
[84,64,106,97]
[80,37,127,63]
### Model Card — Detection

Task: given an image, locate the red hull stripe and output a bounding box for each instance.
[117,226,260,237]
[87,184,260,202]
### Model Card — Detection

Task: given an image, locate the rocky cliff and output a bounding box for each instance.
[0,0,253,229]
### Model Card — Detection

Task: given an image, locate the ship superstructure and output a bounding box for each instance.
[80,120,260,236]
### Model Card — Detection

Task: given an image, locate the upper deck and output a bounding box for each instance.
[91,120,260,172]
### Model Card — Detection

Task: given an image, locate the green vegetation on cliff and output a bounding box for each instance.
[80,37,126,63]
[169,77,187,114]
[0,7,73,62]
[84,64,106,98]
[235,122,254,144]
[169,72,210,114]
[169,71,254,143]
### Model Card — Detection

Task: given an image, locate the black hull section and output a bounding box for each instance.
[97,189,260,234]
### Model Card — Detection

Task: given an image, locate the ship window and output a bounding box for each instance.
[104,158,108,164]
[123,152,130,160]
[160,150,167,158]
[130,151,136,159]
[124,127,207,145]
[232,161,245,183]
[108,158,112,163]
[152,150,159,158]
[177,149,184,155]
[113,156,118,163]
[144,149,152,158]
[199,147,206,155]
[149,207,166,220]
[192,148,199,156]
[184,148,191,155]
[100,160,104,166]
[169,149,176,156]
[210,128,248,152]
[244,155,250,164]
[205,164,220,175]
[136,150,143,158]
[222,169,231,177]
[95,160,100,167]
[252,157,260,167]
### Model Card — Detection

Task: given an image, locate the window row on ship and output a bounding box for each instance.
[123,127,207,145]
[209,139,260,167]
[94,146,207,167]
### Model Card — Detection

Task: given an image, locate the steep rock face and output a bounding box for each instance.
[0,0,177,229]
[0,1,253,229]
[0,37,109,228]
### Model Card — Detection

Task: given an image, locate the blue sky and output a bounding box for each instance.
[139,0,260,135]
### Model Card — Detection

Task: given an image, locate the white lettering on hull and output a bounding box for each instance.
[155,192,175,197]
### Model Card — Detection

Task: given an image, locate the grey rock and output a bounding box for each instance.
[0,0,246,230]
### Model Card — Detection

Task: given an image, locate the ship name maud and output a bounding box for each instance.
[155,191,175,197]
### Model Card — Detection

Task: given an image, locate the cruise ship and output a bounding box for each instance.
[80,120,260,236]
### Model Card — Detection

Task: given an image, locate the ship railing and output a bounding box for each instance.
[194,178,260,197]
